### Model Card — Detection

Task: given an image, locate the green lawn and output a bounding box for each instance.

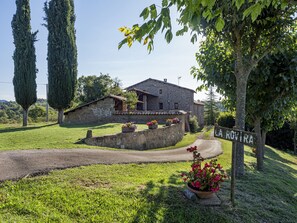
[0,140,296,222]
[0,123,201,151]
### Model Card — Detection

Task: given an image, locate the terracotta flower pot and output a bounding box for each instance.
[187,183,215,199]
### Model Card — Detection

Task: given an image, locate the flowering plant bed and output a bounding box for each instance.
[147,120,158,129]
[172,117,180,124]
[121,122,137,133]
[181,146,227,193]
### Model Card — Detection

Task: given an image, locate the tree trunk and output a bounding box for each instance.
[261,130,267,158]
[234,75,248,176]
[254,118,264,171]
[58,109,64,125]
[293,128,297,154]
[23,108,28,127]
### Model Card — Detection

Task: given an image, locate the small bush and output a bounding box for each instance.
[189,115,199,133]
[29,105,46,122]
[217,112,235,128]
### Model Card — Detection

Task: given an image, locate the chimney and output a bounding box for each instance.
[164,78,167,83]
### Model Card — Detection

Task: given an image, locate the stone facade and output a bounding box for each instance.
[64,97,118,124]
[84,122,184,150]
[64,78,204,127]
[127,78,204,126]
[193,102,204,127]
[127,78,195,111]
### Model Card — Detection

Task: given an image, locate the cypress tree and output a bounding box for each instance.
[11,0,38,127]
[44,0,77,124]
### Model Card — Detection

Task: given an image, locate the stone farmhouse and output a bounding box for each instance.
[64,78,204,127]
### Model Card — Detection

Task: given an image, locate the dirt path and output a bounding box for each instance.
[0,138,222,182]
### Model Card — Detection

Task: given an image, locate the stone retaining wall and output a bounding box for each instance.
[111,111,187,131]
[84,122,184,150]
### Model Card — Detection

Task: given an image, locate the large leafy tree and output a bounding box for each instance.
[119,1,296,176]
[194,33,297,171]
[44,0,77,124]
[11,0,38,127]
[77,74,122,104]
[287,107,297,155]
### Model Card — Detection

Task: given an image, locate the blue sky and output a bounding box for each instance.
[0,0,206,101]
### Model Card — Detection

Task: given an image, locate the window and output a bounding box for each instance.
[174,103,179,109]
[159,89,162,94]
[159,103,163,110]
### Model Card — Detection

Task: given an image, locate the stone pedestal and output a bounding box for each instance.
[86,130,93,138]
[183,189,221,206]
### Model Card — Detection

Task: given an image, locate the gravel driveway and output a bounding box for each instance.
[0,139,222,182]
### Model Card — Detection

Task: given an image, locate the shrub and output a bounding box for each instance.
[217,112,235,128]
[266,122,294,151]
[189,115,199,133]
[29,105,46,122]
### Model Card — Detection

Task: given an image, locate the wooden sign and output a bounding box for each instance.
[214,125,257,147]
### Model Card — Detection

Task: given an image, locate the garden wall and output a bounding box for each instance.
[111,111,187,131]
[84,122,184,150]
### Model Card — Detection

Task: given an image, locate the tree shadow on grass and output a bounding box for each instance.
[234,147,297,222]
[264,146,297,166]
[131,173,230,223]
[0,123,57,134]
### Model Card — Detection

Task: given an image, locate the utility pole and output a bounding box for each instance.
[178,76,181,85]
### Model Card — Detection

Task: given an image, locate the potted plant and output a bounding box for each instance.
[122,122,137,133]
[181,146,228,199]
[147,120,158,129]
[172,117,180,124]
[166,118,173,126]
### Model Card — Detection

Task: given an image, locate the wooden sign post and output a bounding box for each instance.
[214,124,257,206]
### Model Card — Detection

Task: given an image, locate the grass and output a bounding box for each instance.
[0,123,201,151]
[0,140,296,222]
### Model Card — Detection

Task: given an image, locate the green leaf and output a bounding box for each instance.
[162,0,168,7]
[215,17,225,32]
[250,4,262,22]
[243,3,262,21]
[153,17,163,33]
[201,0,208,7]
[140,7,149,20]
[165,29,173,43]
[190,34,198,44]
[281,2,287,10]
[202,10,212,21]
[150,4,157,19]
[147,41,154,53]
[235,0,244,10]
[118,39,127,49]
[207,0,216,9]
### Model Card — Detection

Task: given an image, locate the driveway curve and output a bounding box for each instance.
[0,139,222,182]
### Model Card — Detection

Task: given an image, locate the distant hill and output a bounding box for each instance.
[0,100,8,103]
